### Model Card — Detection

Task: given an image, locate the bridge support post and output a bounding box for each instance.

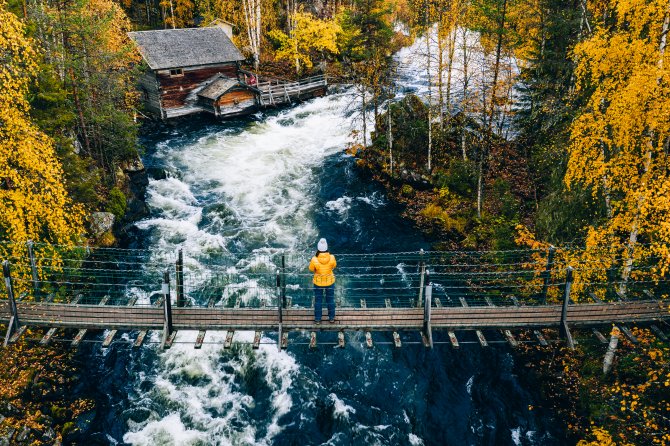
[161,271,173,349]
[3,261,20,347]
[276,269,283,351]
[541,245,555,304]
[417,249,425,308]
[281,253,287,309]
[176,249,184,307]
[559,266,575,350]
[422,283,433,348]
[26,240,40,301]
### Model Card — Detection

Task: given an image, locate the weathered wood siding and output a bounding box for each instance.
[216,89,256,116]
[157,64,238,110]
[138,71,162,116]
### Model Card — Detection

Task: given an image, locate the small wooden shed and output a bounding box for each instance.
[128,27,246,119]
[196,75,258,117]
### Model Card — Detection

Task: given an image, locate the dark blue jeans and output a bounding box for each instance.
[314,284,335,321]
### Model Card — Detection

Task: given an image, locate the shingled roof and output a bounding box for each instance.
[128,27,245,70]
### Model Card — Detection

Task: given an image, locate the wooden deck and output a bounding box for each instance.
[1,299,666,332]
[257,75,327,107]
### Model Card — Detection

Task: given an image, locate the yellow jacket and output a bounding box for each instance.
[309,252,337,286]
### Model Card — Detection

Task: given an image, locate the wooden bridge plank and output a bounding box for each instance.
[102,330,117,348]
[8,325,27,344]
[533,330,548,346]
[133,331,147,348]
[72,329,87,347]
[650,325,668,341]
[224,330,234,348]
[459,296,488,347]
[40,327,58,345]
[3,298,666,338]
[253,331,262,349]
[448,331,459,348]
[194,330,206,349]
[592,328,608,344]
[163,331,177,349]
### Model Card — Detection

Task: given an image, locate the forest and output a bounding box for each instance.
[1,0,670,443]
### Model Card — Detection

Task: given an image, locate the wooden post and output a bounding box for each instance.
[276,269,283,351]
[281,253,287,308]
[417,249,425,308]
[541,245,555,304]
[559,266,575,350]
[161,271,173,349]
[3,261,19,347]
[176,249,184,307]
[423,283,433,348]
[26,240,40,301]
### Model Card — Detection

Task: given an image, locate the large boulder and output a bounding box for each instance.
[90,212,115,237]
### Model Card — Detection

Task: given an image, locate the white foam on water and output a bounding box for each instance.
[511,427,522,445]
[409,433,425,445]
[123,413,207,445]
[328,393,356,420]
[325,196,353,215]
[466,375,474,395]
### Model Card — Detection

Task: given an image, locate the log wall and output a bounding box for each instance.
[157,64,239,110]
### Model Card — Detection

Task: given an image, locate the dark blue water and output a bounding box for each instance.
[70,91,563,446]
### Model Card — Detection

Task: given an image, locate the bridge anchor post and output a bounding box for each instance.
[161,271,174,349]
[422,283,433,348]
[3,261,20,347]
[559,266,575,350]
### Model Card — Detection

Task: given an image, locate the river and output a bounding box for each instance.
[73,36,564,446]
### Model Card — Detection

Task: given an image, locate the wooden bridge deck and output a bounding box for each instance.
[257,75,327,107]
[1,299,666,332]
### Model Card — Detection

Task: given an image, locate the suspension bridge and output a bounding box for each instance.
[0,242,668,352]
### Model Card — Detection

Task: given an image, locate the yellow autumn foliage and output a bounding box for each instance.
[269,11,341,72]
[0,2,85,295]
[564,0,670,286]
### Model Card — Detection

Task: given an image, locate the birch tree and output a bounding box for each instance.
[566,0,670,284]
[243,0,262,69]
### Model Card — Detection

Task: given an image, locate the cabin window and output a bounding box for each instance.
[169,68,184,77]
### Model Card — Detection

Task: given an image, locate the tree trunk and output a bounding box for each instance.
[425,12,432,173]
[488,0,507,133]
[461,27,469,161]
[619,3,670,293]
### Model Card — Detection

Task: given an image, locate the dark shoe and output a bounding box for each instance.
[329,319,336,324]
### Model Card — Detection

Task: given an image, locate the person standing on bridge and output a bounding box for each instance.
[309,238,337,324]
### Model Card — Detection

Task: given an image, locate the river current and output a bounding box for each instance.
[74,35,564,446]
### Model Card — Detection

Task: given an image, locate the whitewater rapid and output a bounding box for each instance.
[115,31,556,446]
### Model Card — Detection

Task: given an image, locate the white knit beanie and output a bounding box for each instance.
[317,238,328,252]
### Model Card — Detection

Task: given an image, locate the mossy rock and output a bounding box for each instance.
[50,405,68,421]
[401,184,413,197]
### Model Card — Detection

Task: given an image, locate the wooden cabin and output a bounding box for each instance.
[129,25,329,120]
[128,26,247,119]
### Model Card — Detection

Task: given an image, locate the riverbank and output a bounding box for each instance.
[0,340,95,445]
[351,107,670,445]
